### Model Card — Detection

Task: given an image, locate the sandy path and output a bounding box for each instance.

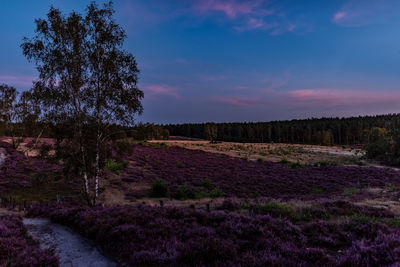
[23,218,116,267]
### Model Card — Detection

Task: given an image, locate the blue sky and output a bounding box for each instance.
[1,0,400,123]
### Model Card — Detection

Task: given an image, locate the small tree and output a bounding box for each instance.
[22,1,143,205]
[204,123,218,143]
[0,84,18,147]
[0,85,39,148]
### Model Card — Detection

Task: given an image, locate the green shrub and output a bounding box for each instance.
[150,179,169,198]
[194,190,209,199]
[257,157,263,163]
[287,162,302,169]
[201,178,212,189]
[174,184,196,199]
[279,158,289,164]
[105,161,127,174]
[209,187,224,198]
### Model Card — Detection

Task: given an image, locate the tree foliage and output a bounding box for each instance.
[0,84,40,148]
[21,1,143,205]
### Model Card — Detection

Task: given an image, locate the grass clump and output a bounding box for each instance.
[150,179,169,198]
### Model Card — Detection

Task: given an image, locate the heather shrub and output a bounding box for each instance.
[343,187,359,197]
[0,214,58,266]
[27,204,400,266]
[149,179,169,198]
[32,170,51,187]
[220,198,240,211]
[254,201,296,220]
[120,145,400,199]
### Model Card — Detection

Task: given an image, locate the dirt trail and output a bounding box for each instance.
[302,147,364,157]
[0,143,116,267]
[23,218,116,267]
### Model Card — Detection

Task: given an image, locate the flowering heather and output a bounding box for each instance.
[0,141,61,188]
[0,214,58,266]
[28,203,400,266]
[0,141,80,203]
[121,145,400,199]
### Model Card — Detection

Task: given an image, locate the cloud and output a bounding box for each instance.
[332,0,400,27]
[214,96,268,107]
[194,0,265,18]
[143,84,181,99]
[212,88,400,113]
[192,0,304,35]
[0,75,34,88]
[288,89,400,108]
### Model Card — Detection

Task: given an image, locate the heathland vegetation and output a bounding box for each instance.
[1,1,400,266]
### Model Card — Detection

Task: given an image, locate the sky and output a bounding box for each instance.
[1,0,400,124]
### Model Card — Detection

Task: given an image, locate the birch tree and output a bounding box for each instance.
[22,1,143,205]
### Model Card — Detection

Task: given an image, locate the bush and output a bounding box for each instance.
[201,178,212,189]
[105,161,127,174]
[279,158,289,163]
[150,179,169,198]
[287,162,302,169]
[174,184,196,199]
[209,187,224,198]
[39,142,52,159]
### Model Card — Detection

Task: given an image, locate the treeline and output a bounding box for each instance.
[0,122,169,142]
[164,114,400,145]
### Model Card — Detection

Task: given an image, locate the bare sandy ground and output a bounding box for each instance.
[148,140,364,165]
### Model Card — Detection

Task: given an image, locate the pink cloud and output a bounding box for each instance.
[194,0,264,18]
[214,96,267,107]
[333,11,345,22]
[0,75,35,88]
[143,84,181,99]
[332,1,399,27]
[289,89,400,108]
